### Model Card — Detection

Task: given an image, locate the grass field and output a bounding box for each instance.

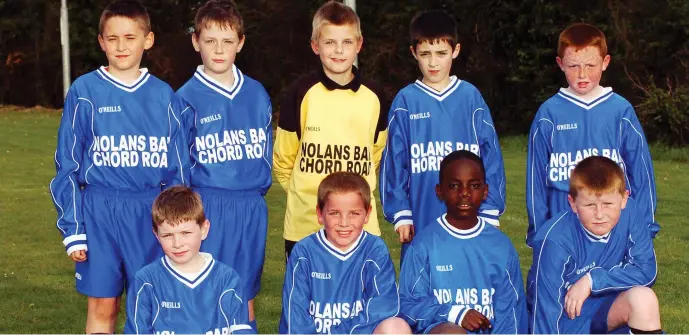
[1,107,687,333]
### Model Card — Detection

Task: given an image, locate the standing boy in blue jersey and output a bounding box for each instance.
[124,186,254,334]
[399,150,527,334]
[279,172,411,335]
[49,0,174,332]
[167,0,272,329]
[528,156,661,334]
[379,10,506,259]
[526,23,658,247]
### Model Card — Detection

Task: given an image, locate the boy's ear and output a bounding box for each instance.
[355,36,363,54]
[316,205,325,225]
[236,35,246,53]
[567,194,577,214]
[435,184,442,200]
[482,183,488,201]
[556,56,564,71]
[200,219,210,240]
[98,34,106,52]
[310,39,320,55]
[620,190,629,210]
[452,43,461,59]
[191,33,201,52]
[602,54,611,71]
[409,45,418,60]
[144,31,154,50]
[363,205,372,225]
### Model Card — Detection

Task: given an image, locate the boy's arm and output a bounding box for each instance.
[219,272,255,334]
[347,244,401,334]
[588,204,657,294]
[620,108,659,237]
[399,245,458,329]
[525,114,553,246]
[165,96,192,187]
[531,240,572,334]
[371,83,390,173]
[476,103,506,226]
[379,97,414,231]
[491,249,528,334]
[273,85,300,192]
[279,252,316,334]
[124,275,157,334]
[261,102,274,194]
[49,88,88,256]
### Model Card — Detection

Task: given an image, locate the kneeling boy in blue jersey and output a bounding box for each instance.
[279,172,411,335]
[399,150,527,334]
[528,156,660,333]
[124,186,254,334]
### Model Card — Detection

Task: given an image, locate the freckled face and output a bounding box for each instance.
[568,190,628,236]
[557,46,610,96]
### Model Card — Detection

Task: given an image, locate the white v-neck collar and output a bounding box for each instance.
[193,64,244,100]
[96,66,150,92]
[414,76,461,101]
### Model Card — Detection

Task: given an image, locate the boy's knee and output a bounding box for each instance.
[88,297,120,320]
[626,286,659,311]
[374,317,412,334]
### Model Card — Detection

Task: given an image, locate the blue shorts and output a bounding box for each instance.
[196,187,268,300]
[591,292,629,334]
[76,186,162,298]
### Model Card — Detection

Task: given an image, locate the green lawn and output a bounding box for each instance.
[1,108,687,333]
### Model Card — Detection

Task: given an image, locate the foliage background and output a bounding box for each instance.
[1,0,688,143]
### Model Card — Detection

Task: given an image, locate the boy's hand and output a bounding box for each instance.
[396,224,415,243]
[461,309,492,331]
[564,274,591,319]
[70,250,87,262]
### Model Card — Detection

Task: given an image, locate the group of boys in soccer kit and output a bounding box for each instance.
[49,0,663,333]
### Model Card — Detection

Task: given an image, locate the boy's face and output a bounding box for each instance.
[411,40,460,89]
[568,189,628,236]
[317,192,371,251]
[154,219,210,265]
[98,16,153,73]
[192,23,245,78]
[556,46,610,96]
[311,23,362,78]
[435,159,488,222]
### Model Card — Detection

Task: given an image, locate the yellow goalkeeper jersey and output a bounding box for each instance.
[274,67,388,241]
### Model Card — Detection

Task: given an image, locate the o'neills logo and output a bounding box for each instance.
[556,123,577,131]
[98,105,122,113]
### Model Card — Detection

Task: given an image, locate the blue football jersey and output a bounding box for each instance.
[526,88,658,247]
[279,230,400,335]
[399,216,527,334]
[380,77,506,232]
[168,65,272,193]
[124,253,254,334]
[49,67,175,255]
[527,198,657,333]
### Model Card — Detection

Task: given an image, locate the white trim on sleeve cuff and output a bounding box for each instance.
[393,210,413,221]
[394,220,414,231]
[66,244,88,256]
[63,233,87,246]
[480,216,500,226]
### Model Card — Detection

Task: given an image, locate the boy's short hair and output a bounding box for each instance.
[410,10,458,51]
[438,150,485,183]
[569,156,626,199]
[311,0,362,41]
[317,172,371,210]
[99,0,151,35]
[194,0,244,38]
[558,23,607,58]
[152,185,206,231]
